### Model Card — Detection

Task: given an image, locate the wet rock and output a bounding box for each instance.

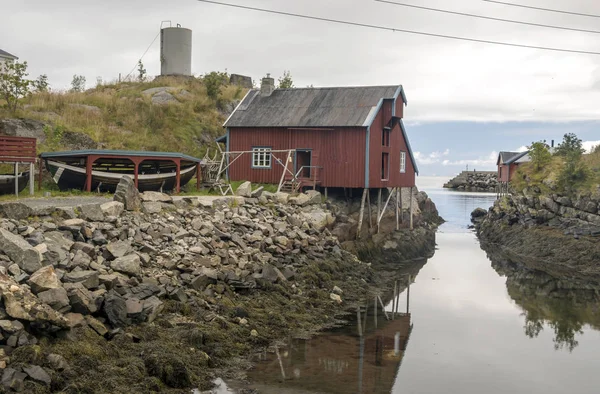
[27,266,61,294]
[47,353,69,371]
[111,255,141,276]
[0,228,42,274]
[37,288,70,311]
[2,367,26,391]
[23,365,51,385]
[104,291,128,327]
[100,201,124,217]
[114,176,141,211]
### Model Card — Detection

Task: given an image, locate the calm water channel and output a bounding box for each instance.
[241,177,600,394]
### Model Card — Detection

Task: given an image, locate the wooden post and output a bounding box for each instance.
[392,281,397,320]
[175,159,181,194]
[367,190,372,228]
[133,161,140,189]
[377,296,390,320]
[38,159,43,192]
[356,188,368,239]
[29,162,34,196]
[399,187,403,224]
[409,186,414,230]
[356,307,363,337]
[406,275,411,314]
[277,150,292,193]
[14,163,18,197]
[395,187,400,231]
[374,296,377,329]
[377,189,395,233]
[377,188,382,223]
[196,162,201,191]
[324,187,328,200]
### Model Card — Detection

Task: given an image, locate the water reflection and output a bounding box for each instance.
[247,272,419,394]
[488,252,600,352]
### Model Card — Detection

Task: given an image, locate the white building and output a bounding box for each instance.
[0,49,18,68]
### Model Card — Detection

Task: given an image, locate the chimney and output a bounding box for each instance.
[551,139,554,148]
[260,73,275,97]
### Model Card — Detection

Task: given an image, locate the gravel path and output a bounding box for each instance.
[4,196,112,209]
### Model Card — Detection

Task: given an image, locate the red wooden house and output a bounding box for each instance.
[220,76,418,194]
[497,151,529,183]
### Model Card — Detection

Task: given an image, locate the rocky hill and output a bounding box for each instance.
[0,76,245,157]
[443,171,498,192]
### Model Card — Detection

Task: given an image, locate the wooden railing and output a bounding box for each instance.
[0,136,36,163]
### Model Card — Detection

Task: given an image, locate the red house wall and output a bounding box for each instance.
[498,163,519,182]
[367,106,416,189]
[395,95,404,118]
[227,127,367,188]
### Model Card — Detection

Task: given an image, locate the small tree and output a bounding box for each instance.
[32,74,49,93]
[528,141,552,171]
[70,75,86,92]
[203,71,229,101]
[137,60,147,83]
[0,60,32,113]
[277,70,294,88]
[555,133,585,158]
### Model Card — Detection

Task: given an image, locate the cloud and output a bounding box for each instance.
[442,151,498,169]
[583,140,600,153]
[516,146,528,152]
[414,149,450,165]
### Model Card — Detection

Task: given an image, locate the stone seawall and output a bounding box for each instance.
[444,171,498,192]
[472,189,600,280]
[0,180,440,392]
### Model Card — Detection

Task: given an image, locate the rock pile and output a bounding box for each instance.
[0,184,341,389]
[444,171,498,192]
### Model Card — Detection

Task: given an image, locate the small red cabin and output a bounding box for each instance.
[221,77,418,192]
[497,151,529,182]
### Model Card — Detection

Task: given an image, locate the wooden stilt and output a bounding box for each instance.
[377,296,390,320]
[356,188,368,239]
[29,163,34,196]
[324,187,328,200]
[85,157,93,192]
[374,296,378,329]
[175,159,181,194]
[377,189,395,233]
[409,186,414,230]
[377,188,382,223]
[399,187,403,224]
[395,187,400,231]
[356,307,363,337]
[406,275,411,314]
[38,159,43,192]
[392,281,397,320]
[367,191,372,228]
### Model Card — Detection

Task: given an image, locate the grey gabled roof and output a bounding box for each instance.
[497,151,522,165]
[505,151,529,165]
[0,49,17,60]
[224,85,406,128]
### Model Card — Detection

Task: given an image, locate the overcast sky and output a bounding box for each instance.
[3,0,600,175]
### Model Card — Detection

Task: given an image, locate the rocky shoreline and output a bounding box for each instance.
[472,189,600,281]
[0,180,441,393]
[444,171,498,192]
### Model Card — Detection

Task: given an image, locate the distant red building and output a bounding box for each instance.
[497,151,529,182]
[220,76,418,192]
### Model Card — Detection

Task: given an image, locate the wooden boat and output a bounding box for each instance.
[45,160,196,193]
[0,172,29,195]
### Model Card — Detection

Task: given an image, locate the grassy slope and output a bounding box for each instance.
[0,77,246,157]
[511,149,600,195]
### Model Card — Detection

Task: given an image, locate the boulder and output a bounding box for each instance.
[0,228,42,274]
[305,190,322,205]
[37,288,70,311]
[274,192,289,203]
[235,181,252,197]
[106,240,132,259]
[142,296,163,323]
[289,194,310,206]
[27,265,61,294]
[100,201,124,217]
[86,315,108,336]
[68,286,97,314]
[78,204,104,221]
[0,274,68,328]
[0,320,24,334]
[47,353,69,371]
[111,255,141,276]
[151,90,178,105]
[23,365,51,385]
[140,191,172,202]
[63,270,100,289]
[103,291,128,327]
[0,202,32,220]
[0,118,46,141]
[1,368,27,391]
[143,201,162,214]
[114,176,141,211]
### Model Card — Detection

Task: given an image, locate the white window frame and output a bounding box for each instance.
[400,151,406,173]
[252,147,272,169]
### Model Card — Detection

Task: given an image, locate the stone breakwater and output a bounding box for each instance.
[472,189,600,280]
[444,171,498,192]
[0,179,440,392]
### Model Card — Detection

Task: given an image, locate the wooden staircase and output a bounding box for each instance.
[279,179,300,194]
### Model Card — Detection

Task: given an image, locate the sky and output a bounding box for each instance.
[2,0,600,176]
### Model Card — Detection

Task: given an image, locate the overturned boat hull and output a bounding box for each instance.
[0,172,30,195]
[46,160,196,193]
